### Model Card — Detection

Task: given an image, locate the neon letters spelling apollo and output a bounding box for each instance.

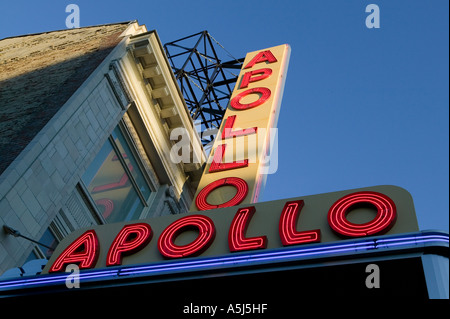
[191,44,291,211]
[46,185,419,273]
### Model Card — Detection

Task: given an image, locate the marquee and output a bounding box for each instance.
[42,185,419,273]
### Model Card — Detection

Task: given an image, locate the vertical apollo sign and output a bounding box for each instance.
[191,44,291,211]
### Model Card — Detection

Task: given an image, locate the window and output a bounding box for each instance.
[81,125,151,223]
[25,228,59,262]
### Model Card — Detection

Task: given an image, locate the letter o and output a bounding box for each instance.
[327,191,397,237]
[230,87,271,110]
[158,215,216,258]
[195,177,249,211]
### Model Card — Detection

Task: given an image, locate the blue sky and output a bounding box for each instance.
[0,0,448,231]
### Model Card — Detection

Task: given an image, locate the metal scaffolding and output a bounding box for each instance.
[164,31,243,148]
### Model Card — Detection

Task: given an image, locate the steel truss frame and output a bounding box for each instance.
[164,31,243,147]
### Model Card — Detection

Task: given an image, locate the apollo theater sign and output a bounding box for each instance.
[42,45,419,274]
[191,44,290,210]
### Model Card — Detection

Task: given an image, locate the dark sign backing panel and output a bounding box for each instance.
[0,255,433,314]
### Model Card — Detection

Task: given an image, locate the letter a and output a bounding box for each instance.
[244,50,277,69]
[65,264,80,289]
[49,230,99,272]
[365,4,380,29]
[66,4,80,29]
[365,263,380,288]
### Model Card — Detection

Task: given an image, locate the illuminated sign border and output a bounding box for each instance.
[0,231,447,293]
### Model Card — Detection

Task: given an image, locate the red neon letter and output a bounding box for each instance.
[279,200,321,246]
[158,215,215,258]
[49,230,99,273]
[240,68,273,89]
[244,50,278,69]
[209,144,248,173]
[221,115,257,140]
[230,87,271,110]
[195,177,249,211]
[106,223,153,266]
[327,191,397,237]
[229,206,267,252]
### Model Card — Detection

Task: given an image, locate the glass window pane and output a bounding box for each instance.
[25,251,39,263]
[112,127,151,200]
[39,229,58,259]
[82,140,144,223]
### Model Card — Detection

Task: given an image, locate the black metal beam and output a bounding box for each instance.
[164,31,242,146]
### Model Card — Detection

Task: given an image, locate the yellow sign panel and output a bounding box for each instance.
[190,44,291,211]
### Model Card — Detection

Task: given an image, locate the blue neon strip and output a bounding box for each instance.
[0,269,118,289]
[121,240,375,275]
[0,231,447,292]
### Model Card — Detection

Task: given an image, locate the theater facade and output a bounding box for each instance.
[0,21,447,303]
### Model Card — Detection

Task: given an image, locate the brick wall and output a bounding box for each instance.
[0,23,130,175]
